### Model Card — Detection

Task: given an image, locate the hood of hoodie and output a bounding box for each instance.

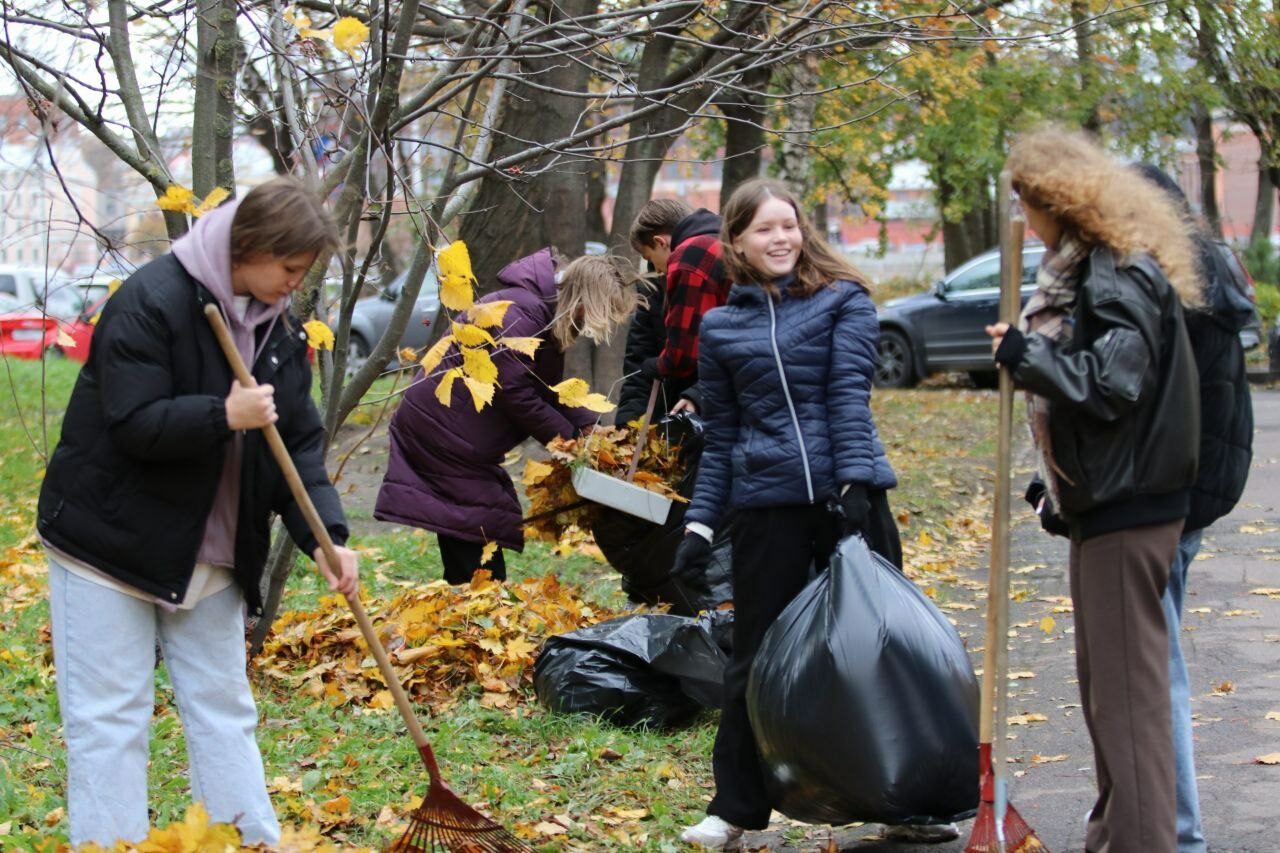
[672,209,722,248]
[171,200,290,365]
[495,247,558,302]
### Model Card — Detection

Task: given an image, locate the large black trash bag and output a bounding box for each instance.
[534,612,729,727]
[746,535,979,826]
[591,412,733,616]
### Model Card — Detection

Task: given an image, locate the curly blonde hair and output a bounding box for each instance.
[550,255,641,350]
[1007,128,1201,308]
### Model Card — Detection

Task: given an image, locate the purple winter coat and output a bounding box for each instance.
[374,249,597,549]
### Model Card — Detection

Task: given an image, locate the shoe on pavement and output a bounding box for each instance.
[680,815,744,850]
[881,822,961,843]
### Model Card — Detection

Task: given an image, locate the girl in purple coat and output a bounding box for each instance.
[375,248,637,583]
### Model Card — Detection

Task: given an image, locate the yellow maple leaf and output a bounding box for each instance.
[522,459,553,486]
[369,690,394,709]
[550,377,615,413]
[155,184,195,213]
[461,346,499,385]
[1040,616,1056,634]
[435,367,463,407]
[505,635,537,661]
[502,336,541,358]
[468,299,513,329]
[304,319,335,350]
[192,186,230,218]
[437,241,476,311]
[480,541,498,565]
[419,334,455,375]
[462,375,495,411]
[453,321,495,347]
[333,16,370,56]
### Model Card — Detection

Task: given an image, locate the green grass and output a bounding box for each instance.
[0,356,999,850]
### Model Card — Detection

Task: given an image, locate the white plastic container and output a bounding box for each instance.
[571,467,673,525]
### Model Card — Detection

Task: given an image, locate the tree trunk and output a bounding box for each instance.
[718,65,771,210]
[1250,161,1276,248]
[1194,102,1222,237]
[1071,1,1100,132]
[459,0,599,289]
[777,56,818,199]
[192,0,239,196]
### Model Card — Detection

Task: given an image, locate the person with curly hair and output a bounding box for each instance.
[987,128,1201,853]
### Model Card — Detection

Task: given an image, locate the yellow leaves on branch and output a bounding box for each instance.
[284,8,369,57]
[468,299,513,328]
[437,240,477,311]
[155,185,230,218]
[303,320,335,351]
[551,377,615,413]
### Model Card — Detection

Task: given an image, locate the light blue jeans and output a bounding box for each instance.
[1164,528,1207,853]
[47,558,280,847]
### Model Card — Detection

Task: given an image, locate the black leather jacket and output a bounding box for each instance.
[1013,247,1199,540]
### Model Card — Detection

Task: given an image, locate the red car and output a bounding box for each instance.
[0,293,63,359]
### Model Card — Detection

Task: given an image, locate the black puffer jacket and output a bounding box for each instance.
[1013,246,1199,540]
[37,254,348,614]
[1184,238,1254,531]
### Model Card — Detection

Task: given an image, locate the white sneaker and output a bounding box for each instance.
[881,822,961,843]
[680,815,744,850]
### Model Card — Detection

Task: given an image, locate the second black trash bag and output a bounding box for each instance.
[534,612,730,728]
[746,534,979,826]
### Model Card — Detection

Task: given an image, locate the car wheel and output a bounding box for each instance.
[346,333,370,377]
[875,329,915,388]
[968,370,998,389]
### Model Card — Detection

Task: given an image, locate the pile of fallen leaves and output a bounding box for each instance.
[523,423,688,546]
[257,573,628,712]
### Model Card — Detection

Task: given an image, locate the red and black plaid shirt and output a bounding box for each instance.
[657,234,730,379]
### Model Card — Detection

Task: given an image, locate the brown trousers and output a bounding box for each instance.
[1070,520,1181,853]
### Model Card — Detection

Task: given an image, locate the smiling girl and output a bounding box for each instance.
[672,179,938,848]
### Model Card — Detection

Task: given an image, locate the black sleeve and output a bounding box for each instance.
[616,280,664,424]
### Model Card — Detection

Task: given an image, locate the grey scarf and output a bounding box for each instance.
[1020,235,1089,507]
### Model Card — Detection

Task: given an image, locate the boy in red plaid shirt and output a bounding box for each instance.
[620,199,731,419]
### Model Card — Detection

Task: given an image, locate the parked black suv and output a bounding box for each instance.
[874,244,1045,388]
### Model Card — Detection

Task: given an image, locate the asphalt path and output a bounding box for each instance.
[746,388,1280,852]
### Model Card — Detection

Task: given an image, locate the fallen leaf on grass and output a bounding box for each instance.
[535,821,569,836]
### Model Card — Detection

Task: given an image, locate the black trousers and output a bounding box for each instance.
[437,533,507,584]
[708,492,900,829]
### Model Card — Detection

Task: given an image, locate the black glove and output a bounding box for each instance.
[1024,477,1070,538]
[994,327,1027,369]
[638,356,661,381]
[836,483,871,536]
[671,532,713,590]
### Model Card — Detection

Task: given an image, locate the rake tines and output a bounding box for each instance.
[965,747,1047,853]
[388,745,532,853]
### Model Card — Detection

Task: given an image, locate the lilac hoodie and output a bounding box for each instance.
[172,200,290,567]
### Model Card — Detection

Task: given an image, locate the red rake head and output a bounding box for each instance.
[964,799,1049,853]
[390,745,532,853]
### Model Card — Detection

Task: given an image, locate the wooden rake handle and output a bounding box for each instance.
[624,379,661,483]
[203,305,435,764]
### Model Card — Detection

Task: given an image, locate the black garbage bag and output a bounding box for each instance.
[534,612,729,727]
[593,507,733,616]
[653,608,734,708]
[591,413,733,616]
[746,535,979,826]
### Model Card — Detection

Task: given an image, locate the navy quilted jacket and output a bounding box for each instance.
[685,278,896,531]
